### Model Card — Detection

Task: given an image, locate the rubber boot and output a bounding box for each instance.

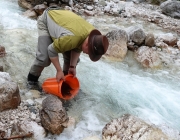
[28,73,39,82]
[27,73,41,91]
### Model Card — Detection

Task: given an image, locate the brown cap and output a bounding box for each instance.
[88,29,109,62]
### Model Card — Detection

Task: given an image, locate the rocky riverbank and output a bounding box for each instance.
[0,0,180,139]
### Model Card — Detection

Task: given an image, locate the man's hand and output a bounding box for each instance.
[56,70,65,82]
[68,67,76,77]
[49,56,64,82]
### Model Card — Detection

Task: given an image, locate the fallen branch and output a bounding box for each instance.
[0,132,33,140]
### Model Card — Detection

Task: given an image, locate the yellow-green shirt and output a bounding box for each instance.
[46,10,95,53]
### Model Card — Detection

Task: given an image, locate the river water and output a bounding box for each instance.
[0,0,180,139]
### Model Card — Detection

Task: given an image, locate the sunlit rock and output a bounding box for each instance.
[18,0,33,9]
[40,95,69,134]
[126,26,146,46]
[155,41,168,49]
[145,33,155,47]
[102,114,172,140]
[105,29,128,61]
[135,46,162,68]
[84,10,95,16]
[0,72,21,111]
[23,9,38,19]
[157,33,178,47]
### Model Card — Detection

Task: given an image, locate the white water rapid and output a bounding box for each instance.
[0,0,180,139]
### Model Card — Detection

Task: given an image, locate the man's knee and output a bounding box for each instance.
[34,57,51,67]
[29,65,44,77]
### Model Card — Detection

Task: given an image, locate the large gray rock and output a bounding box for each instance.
[160,0,180,19]
[0,72,21,112]
[126,26,146,46]
[102,114,172,140]
[105,29,128,61]
[40,95,69,134]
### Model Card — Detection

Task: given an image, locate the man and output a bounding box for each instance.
[27,6,109,89]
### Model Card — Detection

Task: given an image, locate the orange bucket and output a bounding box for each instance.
[42,74,80,100]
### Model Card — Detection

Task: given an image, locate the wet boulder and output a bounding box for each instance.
[160,1,180,19]
[105,29,128,61]
[102,114,172,140]
[0,72,21,111]
[145,33,155,47]
[135,46,162,68]
[40,95,69,134]
[126,26,146,46]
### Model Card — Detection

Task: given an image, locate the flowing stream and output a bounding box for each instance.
[0,0,180,139]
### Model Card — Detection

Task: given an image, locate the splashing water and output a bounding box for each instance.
[0,0,180,139]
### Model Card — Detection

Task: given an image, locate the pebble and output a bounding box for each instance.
[0,101,41,135]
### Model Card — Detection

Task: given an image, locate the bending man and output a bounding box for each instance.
[27,7,109,89]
